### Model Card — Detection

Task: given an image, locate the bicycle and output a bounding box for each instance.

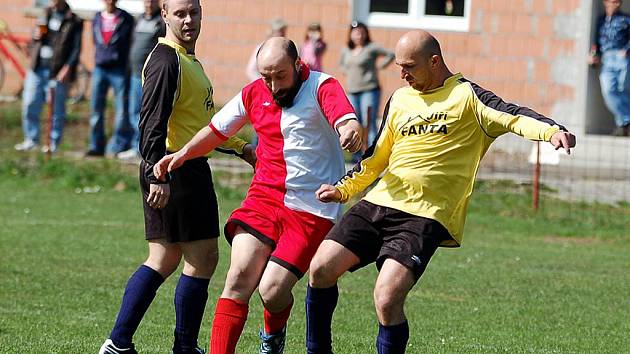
[0,19,29,96]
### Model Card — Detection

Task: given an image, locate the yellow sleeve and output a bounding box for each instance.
[215,136,248,156]
[336,106,395,203]
[473,95,559,141]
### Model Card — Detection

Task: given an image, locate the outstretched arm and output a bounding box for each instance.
[153,125,225,181]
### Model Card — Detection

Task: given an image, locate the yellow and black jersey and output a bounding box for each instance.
[336,73,564,246]
[139,37,247,184]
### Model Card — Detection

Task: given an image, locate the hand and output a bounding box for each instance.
[549,131,576,155]
[315,184,342,203]
[147,183,170,209]
[620,49,628,58]
[242,144,257,169]
[56,65,70,84]
[337,119,363,153]
[587,54,600,66]
[153,152,186,181]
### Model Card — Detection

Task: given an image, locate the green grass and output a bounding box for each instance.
[0,154,628,353]
[1,92,629,353]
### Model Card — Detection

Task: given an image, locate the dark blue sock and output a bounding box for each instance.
[376,321,409,354]
[305,284,338,354]
[173,274,210,353]
[110,265,165,348]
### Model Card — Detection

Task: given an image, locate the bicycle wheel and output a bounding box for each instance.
[67,62,90,105]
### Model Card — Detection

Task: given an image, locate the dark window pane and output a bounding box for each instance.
[370,0,409,14]
[425,0,466,17]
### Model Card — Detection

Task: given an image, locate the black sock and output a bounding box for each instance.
[305,284,338,354]
[110,265,164,348]
[173,274,209,352]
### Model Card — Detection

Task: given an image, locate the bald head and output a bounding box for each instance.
[396,30,442,61]
[257,37,299,69]
[395,30,452,92]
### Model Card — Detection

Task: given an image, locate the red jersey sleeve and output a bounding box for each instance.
[317,77,357,129]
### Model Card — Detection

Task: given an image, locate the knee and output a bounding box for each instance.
[373,285,405,321]
[258,277,289,309]
[309,256,340,288]
[183,247,219,278]
[145,249,182,278]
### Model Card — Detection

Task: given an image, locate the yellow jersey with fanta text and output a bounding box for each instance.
[336,74,562,246]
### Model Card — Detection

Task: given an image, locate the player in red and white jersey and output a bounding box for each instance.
[154,37,362,354]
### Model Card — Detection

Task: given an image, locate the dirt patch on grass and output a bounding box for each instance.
[543,235,602,245]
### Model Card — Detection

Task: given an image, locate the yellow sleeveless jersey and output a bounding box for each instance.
[139,37,247,183]
[336,74,562,246]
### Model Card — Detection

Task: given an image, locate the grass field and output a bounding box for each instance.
[0,151,629,354]
[1,100,629,353]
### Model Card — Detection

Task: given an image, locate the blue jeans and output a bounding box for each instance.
[599,51,630,128]
[348,88,380,160]
[128,73,142,153]
[89,65,132,154]
[21,67,67,147]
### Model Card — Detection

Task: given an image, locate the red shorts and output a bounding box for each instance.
[224,195,334,278]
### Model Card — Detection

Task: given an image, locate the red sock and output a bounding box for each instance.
[210,297,248,354]
[263,301,293,334]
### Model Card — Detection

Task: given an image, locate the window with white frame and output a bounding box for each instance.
[352,0,471,32]
[34,0,143,15]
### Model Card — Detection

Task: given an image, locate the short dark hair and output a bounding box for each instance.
[347,21,371,49]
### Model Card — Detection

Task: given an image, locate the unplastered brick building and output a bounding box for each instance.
[2,0,628,173]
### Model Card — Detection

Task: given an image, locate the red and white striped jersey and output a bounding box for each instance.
[210,65,357,221]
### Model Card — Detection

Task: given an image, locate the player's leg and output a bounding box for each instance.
[373,259,415,354]
[256,207,333,354]
[372,213,449,354]
[171,238,219,353]
[257,262,299,354]
[102,239,182,354]
[210,228,273,354]
[306,200,383,354]
[166,158,222,354]
[306,240,361,354]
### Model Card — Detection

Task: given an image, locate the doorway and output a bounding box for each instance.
[585,0,630,135]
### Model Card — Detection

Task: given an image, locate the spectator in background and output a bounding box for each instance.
[340,21,394,162]
[300,22,326,72]
[86,0,134,157]
[117,0,166,161]
[15,0,82,153]
[245,17,287,82]
[589,0,630,136]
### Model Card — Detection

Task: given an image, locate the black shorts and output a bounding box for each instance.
[140,157,220,242]
[326,200,451,281]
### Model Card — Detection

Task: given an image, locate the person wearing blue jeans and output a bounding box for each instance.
[117,0,165,161]
[89,66,133,155]
[599,51,630,132]
[348,88,380,160]
[339,21,394,161]
[15,0,82,153]
[589,0,630,136]
[20,68,67,151]
[87,0,134,156]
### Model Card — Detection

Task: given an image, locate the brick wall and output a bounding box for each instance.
[1,0,582,118]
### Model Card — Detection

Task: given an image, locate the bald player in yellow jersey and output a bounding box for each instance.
[304,30,576,354]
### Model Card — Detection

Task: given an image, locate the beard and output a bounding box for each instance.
[272,69,303,108]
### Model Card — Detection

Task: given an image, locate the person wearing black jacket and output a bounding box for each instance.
[15,0,82,153]
[86,0,134,156]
